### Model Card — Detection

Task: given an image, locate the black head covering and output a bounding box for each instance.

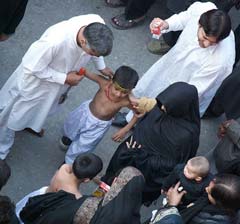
[90,167,144,224]
[156,82,200,125]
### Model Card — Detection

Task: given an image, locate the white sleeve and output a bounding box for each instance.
[22,39,67,85]
[165,2,216,32]
[91,56,106,70]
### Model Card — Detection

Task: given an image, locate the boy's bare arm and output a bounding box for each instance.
[84,69,109,87]
[112,115,138,142]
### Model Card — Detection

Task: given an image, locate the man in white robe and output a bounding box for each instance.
[0,14,114,159]
[114,2,235,126]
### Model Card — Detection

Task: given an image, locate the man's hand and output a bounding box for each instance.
[99,67,114,79]
[65,71,84,86]
[167,182,186,206]
[150,18,169,34]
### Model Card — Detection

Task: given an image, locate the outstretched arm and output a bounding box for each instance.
[83,68,108,86]
[112,115,138,142]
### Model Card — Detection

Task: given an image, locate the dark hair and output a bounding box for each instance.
[83,22,113,56]
[0,160,11,190]
[113,66,139,90]
[199,9,231,42]
[211,174,240,212]
[0,195,16,224]
[72,153,103,180]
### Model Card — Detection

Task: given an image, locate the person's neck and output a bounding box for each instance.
[62,180,82,199]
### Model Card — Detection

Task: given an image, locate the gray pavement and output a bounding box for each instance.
[0,0,239,222]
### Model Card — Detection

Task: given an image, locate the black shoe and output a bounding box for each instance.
[112,112,128,127]
[59,136,72,151]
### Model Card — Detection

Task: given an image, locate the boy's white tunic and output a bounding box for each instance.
[0,14,106,159]
[132,2,235,117]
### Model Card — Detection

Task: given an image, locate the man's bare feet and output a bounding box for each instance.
[0,33,10,41]
[24,128,45,137]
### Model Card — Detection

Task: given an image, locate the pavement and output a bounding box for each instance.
[0,0,239,221]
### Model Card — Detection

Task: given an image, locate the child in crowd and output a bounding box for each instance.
[61,66,139,164]
[162,156,213,209]
[16,153,103,223]
[0,159,11,190]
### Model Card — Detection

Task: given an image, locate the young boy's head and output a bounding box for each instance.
[72,152,103,182]
[0,195,16,224]
[183,156,209,182]
[0,160,11,190]
[111,66,139,99]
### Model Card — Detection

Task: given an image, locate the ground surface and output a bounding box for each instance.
[0,0,239,221]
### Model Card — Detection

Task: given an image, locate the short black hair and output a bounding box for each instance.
[113,66,139,90]
[211,174,240,212]
[0,160,11,190]
[199,9,231,42]
[84,22,113,56]
[0,195,16,224]
[72,153,103,180]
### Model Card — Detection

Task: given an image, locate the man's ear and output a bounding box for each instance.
[83,178,90,183]
[80,38,87,47]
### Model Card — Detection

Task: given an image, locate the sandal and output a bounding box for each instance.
[110,13,145,30]
[105,0,126,8]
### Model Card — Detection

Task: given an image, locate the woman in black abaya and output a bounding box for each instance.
[102,82,200,203]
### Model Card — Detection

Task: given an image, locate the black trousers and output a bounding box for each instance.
[0,0,29,34]
[121,0,156,20]
[234,24,240,67]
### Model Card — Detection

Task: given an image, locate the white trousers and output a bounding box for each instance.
[0,126,15,159]
[64,100,111,164]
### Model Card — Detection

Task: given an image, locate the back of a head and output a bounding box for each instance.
[0,195,16,224]
[189,156,210,177]
[83,22,113,56]
[211,174,240,212]
[112,66,139,90]
[199,9,231,42]
[0,160,11,190]
[72,153,103,180]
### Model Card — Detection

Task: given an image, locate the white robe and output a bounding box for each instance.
[132,2,235,117]
[0,14,107,159]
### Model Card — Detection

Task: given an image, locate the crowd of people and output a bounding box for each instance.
[0,0,240,223]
